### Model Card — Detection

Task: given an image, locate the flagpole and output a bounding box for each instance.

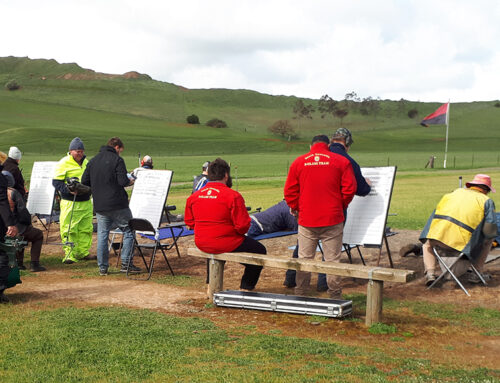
[443,101,450,168]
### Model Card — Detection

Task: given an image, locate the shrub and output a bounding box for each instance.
[5,80,20,91]
[186,114,200,124]
[268,120,297,139]
[494,102,500,108]
[206,118,228,128]
[407,108,418,118]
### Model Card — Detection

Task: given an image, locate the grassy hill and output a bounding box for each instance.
[1,56,499,177]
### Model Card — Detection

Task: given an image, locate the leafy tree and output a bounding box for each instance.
[318,94,338,119]
[407,108,418,119]
[359,96,381,117]
[344,91,360,112]
[318,94,349,125]
[292,99,315,129]
[344,91,360,102]
[186,114,200,124]
[268,120,297,140]
[334,108,349,126]
[206,118,228,128]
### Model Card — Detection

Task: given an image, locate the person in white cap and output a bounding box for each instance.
[419,174,498,286]
[131,155,153,178]
[2,146,26,200]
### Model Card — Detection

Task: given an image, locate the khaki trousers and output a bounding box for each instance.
[295,223,343,297]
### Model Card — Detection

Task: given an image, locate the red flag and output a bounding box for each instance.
[420,103,449,127]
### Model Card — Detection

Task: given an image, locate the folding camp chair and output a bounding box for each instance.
[126,218,175,280]
[108,228,124,267]
[426,240,487,296]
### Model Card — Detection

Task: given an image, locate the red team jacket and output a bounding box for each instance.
[284,142,357,227]
[184,182,251,253]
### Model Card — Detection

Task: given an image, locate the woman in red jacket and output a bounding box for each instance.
[185,158,266,290]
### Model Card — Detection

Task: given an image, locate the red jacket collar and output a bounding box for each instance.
[310,142,329,152]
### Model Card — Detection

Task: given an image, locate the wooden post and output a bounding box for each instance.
[207,259,225,299]
[365,280,383,326]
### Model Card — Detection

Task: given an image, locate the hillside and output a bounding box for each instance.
[1,56,499,163]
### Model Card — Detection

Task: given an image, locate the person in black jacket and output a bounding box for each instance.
[3,146,27,200]
[82,137,139,276]
[329,128,371,197]
[0,164,19,303]
[2,171,45,272]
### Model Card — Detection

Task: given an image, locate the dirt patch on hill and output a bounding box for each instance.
[7,223,500,369]
[59,70,151,81]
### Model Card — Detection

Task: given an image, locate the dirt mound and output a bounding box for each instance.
[123,71,138,78]
[58,70,151,81]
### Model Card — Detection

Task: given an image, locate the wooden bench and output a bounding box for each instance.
[187,248,416,326]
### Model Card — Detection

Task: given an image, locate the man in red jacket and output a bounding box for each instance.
[185,158,266,290]
[284,135,356,299]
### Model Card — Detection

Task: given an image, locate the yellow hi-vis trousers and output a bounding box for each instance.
[59,199,93,262]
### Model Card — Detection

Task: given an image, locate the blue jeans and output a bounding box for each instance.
[96,208,134,270]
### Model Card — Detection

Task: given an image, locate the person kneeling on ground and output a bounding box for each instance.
[2,171,46,272]
[419,174,497,287]
[185,158,266,291]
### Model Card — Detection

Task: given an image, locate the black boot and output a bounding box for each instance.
[30,261,46,272]
[0,289,9,304]
[17,259,26,270]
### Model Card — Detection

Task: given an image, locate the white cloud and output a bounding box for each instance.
[0,0,498,101]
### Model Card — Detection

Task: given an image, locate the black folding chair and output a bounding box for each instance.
[127,218,175,280]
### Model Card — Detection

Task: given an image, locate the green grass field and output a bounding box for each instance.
[0,305,497,382]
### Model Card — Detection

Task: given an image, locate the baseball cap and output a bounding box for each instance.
[331,128,353,147]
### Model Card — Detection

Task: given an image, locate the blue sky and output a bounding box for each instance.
[1,0,498,102]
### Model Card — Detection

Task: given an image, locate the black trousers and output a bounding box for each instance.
[206,236,266,290]
[17,225,44,263]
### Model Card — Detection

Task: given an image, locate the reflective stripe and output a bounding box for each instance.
[434,214,474,233]
[250,215,264,232]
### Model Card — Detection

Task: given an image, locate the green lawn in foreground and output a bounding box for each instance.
[0,306,497,382]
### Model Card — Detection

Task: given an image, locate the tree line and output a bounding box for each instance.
[269,92,419,140]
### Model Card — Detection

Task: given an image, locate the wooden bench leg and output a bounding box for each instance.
[365,280,383,326]
[208,259,225,299]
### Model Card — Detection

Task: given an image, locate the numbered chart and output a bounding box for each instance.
[129,170,173,228]
[343,166,397,246]
[26,161,58,215]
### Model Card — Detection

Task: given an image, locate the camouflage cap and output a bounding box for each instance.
[331,127,353,147]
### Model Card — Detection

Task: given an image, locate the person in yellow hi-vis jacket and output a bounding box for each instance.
[52,138,93,264]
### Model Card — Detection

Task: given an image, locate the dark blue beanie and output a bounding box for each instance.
[69,137,85,151]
